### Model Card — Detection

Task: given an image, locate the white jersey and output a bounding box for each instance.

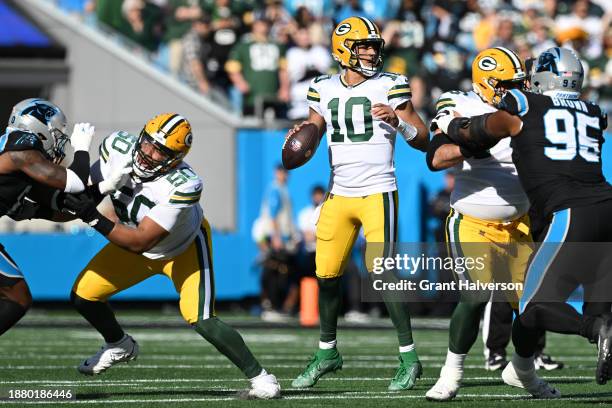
[95,131,204,260]
[307,72,412,197]
[436,91,530,221]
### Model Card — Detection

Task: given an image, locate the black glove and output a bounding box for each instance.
[63,192,114,236]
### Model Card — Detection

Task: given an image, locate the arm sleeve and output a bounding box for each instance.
[307,78,323,116]
[498,89,529,116]
[387,75,412,110]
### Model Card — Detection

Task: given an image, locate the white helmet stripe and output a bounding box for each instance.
[159,114,185,138]
[494,46,522,71]
[358,16,377,34]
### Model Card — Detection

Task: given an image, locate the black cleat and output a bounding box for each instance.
[485,353,508,371]
[596,315,612,385]
[535,353,564,370]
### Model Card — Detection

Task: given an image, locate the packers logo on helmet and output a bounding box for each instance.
[472,47,526,105]
[331,16,385,77]
[133,113,192,180]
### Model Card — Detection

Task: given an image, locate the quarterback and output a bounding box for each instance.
[288,16,429,391]
[425,48,557,400]
[0,98,93,336]
[64,113,280,399]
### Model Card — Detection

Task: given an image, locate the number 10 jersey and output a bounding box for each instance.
[95,131,204,260]
[307,72,412,197]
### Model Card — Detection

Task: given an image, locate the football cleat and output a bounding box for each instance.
[78,334,139,375]
[596,314,612,385]
[485,352,509,371]
[425,366,462,401]
[388,356,422,391]
[291,349,343,388]
[534,353,564,370]
[244,371,281,399]
[502,361,561,398]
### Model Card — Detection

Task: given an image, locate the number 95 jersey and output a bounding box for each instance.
[95,131,204,260]
[307,72,412,197]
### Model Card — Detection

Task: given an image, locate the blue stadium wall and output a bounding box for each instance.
[1,129,611,301]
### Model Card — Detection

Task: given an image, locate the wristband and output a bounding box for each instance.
[396,118,418,142]
[89,213,114,236]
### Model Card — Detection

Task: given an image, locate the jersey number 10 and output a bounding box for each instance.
[543,109,601,163]
[328,97,374,143]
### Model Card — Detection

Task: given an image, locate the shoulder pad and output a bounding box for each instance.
[0,130,44,154]
[99,131,137,163]
[498,89,529,117]
[386,74,411,101]
[435,92,461,112]
[164,166,203,206]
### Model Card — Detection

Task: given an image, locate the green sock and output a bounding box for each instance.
[401,350,419,364]
[448,301,486,354]
[318,277,342,343]
[376,272,414,346]
[194,317,262,378]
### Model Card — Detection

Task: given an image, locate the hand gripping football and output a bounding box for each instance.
[281,123,320,170]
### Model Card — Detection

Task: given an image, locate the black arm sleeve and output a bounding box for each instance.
[68,151,90,185]
[426,133,455,172]
[447,114,499,152]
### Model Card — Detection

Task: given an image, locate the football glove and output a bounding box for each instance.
[70,123,95,152]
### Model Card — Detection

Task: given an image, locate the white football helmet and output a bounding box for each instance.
[6,98,68,163]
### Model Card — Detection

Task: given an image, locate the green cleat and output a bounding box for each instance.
[291,349,343,388]
[388,356,422,391]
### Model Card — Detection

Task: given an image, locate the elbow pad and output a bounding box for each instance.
[447,114,498,152]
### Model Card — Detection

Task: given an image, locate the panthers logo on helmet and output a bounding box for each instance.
[331,16,385,77]
[472,47,526,105]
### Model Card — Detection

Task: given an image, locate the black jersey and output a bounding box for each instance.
[0,130,46,217]
[499,89,611,220]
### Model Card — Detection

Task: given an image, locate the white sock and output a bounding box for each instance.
[444,349,467,371]
[399,344,415,353]
[249,368,268,381]
[319,340,337,350]
[512,354,535,372]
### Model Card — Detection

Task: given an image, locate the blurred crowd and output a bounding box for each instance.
[57,0,611,119]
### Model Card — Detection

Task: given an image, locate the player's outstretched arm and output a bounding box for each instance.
[103,217,169,253]
[426,131,464,171]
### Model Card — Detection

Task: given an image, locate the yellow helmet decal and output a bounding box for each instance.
[472,47,526,105]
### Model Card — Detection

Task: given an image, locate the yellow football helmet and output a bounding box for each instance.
[472,47,527,105]
[331,16,385,77]
[133,113,193,180]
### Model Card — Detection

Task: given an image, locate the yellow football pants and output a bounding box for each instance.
[73,219,215,324]
[445,208,533,304]
[315,191,398,279]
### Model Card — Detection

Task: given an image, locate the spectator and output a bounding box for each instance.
[122,0,164,52]
[258,0,295,45]
[286,27,331,119]
[89,0,130,35]
[254,165,299,321]
[163,0,202,76]
[284,0,334,20]
[429,171,454,243]
[225,17,290,117]
[335,0,364,24]
[491,18,517,50]
[297,185,326,279]
[181,15,213,94]
[527,18,557,57]
[586,24,612,111]
[555,0,604,58]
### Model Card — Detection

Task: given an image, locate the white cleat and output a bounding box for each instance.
[245,371,281,399]
[78,334,139,375]
[425,366,462,401]
[502,361,561,399]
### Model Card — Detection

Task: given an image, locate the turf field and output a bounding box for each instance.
[1,311,612,407]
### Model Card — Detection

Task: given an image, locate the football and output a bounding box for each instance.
[281,123,320,170]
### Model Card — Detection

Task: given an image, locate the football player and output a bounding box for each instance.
[64,113,280,399]
[0,98,94,337]
[435,47,612,385]
[425,47,558,401]
[288,16,429,391]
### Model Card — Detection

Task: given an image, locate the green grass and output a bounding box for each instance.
[1,314,611,407]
